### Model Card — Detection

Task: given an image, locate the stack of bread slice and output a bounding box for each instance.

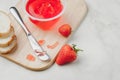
[0,11,17,54]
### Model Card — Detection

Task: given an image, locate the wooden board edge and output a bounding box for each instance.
[0,54,56,71]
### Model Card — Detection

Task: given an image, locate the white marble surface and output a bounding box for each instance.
[0,0,120,80]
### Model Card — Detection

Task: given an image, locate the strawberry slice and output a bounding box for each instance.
[56,44,82,65]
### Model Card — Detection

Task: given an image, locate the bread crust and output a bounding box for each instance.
[0,36,17,54]
[0,42,17,54]
[0,35,16,47]
[0,26,14,38]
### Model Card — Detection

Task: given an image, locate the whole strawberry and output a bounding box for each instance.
[56,44,81,65]
[58,24,72,37]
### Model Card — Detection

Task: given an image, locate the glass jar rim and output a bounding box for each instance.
[24,0,66,22]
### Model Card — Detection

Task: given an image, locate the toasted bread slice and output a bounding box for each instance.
[0,36,17,54]
[0,11,11,37]
[0,27,15,47]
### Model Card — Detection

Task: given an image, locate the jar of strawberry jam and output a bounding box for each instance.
[25,0,65,30]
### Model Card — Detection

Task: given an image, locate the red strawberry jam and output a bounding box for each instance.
[26,0,63,19]
[25,0,64,30]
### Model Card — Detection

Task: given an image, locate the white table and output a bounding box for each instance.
[0,0,120,80]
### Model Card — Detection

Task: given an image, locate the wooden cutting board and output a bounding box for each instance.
[0,0,88,71]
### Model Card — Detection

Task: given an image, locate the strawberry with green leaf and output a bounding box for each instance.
[56,44,83,65]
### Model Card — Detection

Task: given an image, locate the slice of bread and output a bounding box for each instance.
[0,35,16,47]
[0,36,17,54]
[0,26,15,47]
[0,26,14,38]
[0,11,11,37]
[0,11,17,54]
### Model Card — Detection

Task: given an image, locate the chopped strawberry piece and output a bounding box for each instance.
[58,24,72,37]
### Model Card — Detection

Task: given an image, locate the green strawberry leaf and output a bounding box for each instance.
[72,44,83,53]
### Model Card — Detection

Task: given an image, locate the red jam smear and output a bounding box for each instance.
[47,41,59,49]
[26,0,63,19]
[26,54,35,61]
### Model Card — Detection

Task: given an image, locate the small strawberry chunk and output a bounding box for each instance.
[58,24,72,37]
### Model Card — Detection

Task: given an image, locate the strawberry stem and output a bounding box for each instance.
[72,44,83,53]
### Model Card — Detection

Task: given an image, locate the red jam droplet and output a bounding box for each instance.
[26,0,63,18]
